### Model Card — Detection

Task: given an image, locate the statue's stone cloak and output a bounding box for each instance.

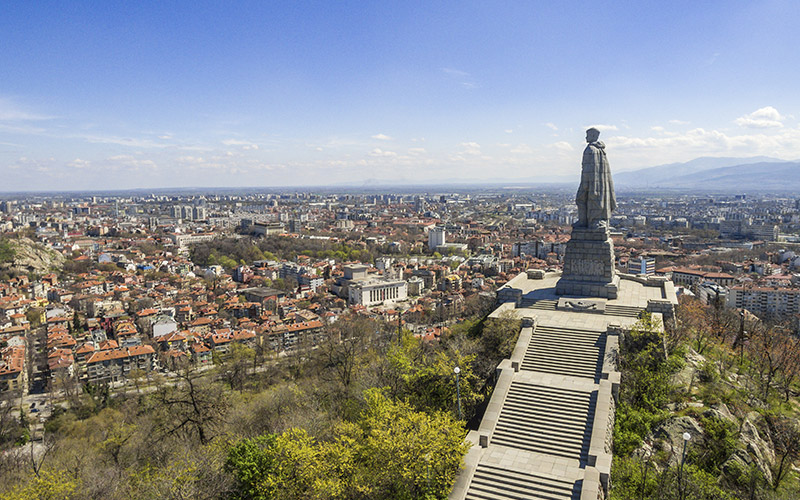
[576,140,616,227]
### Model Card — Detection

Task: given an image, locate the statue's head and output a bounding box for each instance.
[586,127,601,142]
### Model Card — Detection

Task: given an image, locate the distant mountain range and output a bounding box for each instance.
[614,156,800,192]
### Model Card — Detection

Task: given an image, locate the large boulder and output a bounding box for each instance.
[738,412,775,481]
[703,403,737,427]
[651,416,704,466]
[671,348,705,392]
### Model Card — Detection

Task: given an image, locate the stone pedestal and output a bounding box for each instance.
[556,226,618,299]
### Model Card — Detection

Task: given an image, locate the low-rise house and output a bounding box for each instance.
[0,344,25,392]
[85,345,157,383]
[190,342,212,365]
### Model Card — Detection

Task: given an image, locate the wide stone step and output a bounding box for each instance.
[521,326,607,380]
[534,326,605,336]
[505,386,593,406]
[491,382,596,463]
[525,344,601,358]
[528,301,558,310]
[465,464,580,500]
[499,406,596,432]
[499,401,595,432]
[490,435,589,461]
[494,421,591,447]
[521,355,603,379]
[605,304,643,318]
[519,363,600,380]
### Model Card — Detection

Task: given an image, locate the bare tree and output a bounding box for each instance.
[29,427,56,478]
[766,414,800,491]
[319,316,378,389]
[0,390,22,447]
[151,370,230,445]
[748,322,795,399]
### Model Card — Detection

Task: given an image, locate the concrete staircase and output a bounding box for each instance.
[519,299,642,319]
[491,381,596,463]
[604,304,642,318]
[465,464,581,500]
[521,298,558,310]
[521,326,606,381]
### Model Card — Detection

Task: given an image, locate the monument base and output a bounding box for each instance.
[556,226,618,299]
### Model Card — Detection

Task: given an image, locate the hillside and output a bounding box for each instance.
[615,156,788,190]
[664,161,800,191]
[0,236,65,277]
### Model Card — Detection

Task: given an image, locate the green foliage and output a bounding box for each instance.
[614,314,676,455]
[613,402,666,457]
[610,456,736,500]
[620,314,676,413]
[386,334,483,419]
[697,416,738,474]
[226,389,468,500]
[473,313,521,378]
[697,360,719,383]
[0,470,80,500]
[0,239,15,264]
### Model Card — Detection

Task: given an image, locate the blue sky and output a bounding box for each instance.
[1,1,799,190]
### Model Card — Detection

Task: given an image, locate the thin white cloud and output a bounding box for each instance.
[551,141,574,152]
[79,134,166,148]
[0,98,54,121]
[504,129,513,134]
[222,138,259,150]
[545,122,558,131]
[669,119,690,125]
[369,148,397,157]
[442,67,479,89]
[371,133,392,141]
[68,158,90,169]
[510,143,533,154]
[442,67,469,77]
[586,124,618,132]
[735,106,785,128]
[460,142,481,155]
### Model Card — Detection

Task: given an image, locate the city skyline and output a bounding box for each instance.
[2,1,800,191]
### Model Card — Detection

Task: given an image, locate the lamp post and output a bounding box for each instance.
[738,309,746,365]
[678,432,691,500]
[639,440,652,500]
[454,366,462,420]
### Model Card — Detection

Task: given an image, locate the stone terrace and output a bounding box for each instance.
[449,271,677,500]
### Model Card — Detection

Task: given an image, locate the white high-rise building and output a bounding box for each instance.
[428,227,446,251]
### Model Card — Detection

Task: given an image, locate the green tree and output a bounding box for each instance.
[0,470,80,500]
[342,388,469,499]
[0,239,15,264]
[386,335,483,419]
[226,389,468,500]
[614,313,677,456]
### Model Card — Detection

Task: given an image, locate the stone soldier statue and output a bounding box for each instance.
[576,127,616,228]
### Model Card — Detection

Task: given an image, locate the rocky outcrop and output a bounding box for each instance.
[670,348,706,393]
[734,412,775,483]
[640,406,778,484]
[651,416,704,466]
[0,237,65,276]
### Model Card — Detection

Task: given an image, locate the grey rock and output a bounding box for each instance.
[651,416,704,465]
[703,403,737,426]
[0,236,65,275]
